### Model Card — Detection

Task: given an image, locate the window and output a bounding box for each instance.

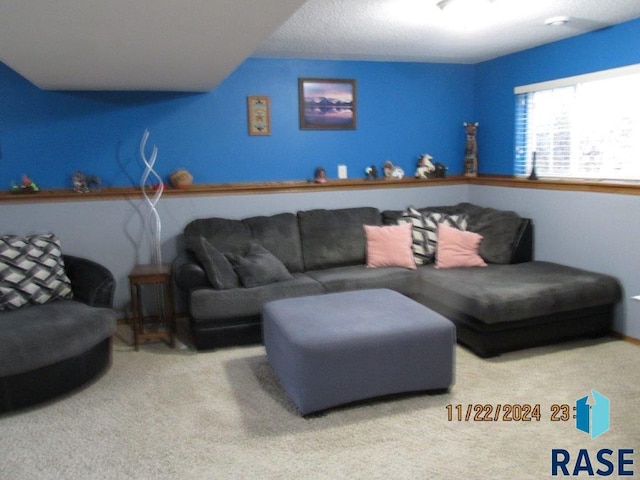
[514,64,640,181]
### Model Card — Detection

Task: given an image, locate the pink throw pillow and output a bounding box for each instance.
[435,223,487,269]
[364,223,417,270]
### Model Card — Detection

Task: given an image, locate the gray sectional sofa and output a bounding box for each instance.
[173,203,622,357]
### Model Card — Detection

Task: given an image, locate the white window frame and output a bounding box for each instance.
[514,63,640,182]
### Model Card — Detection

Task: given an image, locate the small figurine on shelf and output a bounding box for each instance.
[11,174,40,194]
[383,161,404,179]
[432,162,447,178]
[415,154,436,179]
[365,165,379,181]
[314,167,327,184]
[72,171,102,193]
[72,171,87,192]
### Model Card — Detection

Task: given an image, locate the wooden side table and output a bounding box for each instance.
[128,263,176,351]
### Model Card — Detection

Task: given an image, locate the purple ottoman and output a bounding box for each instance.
[263,289,455,415]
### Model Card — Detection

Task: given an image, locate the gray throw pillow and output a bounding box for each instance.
[226,243,293,288]
[191,236,239,290]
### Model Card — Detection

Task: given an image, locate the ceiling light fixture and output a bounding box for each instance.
[436,0,496,31]
[437,0,494,11]
[544,16,571,26]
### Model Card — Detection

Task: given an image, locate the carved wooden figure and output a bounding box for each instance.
[463,122,479,177]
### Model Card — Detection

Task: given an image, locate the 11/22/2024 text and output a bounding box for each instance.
[446,404,575,422]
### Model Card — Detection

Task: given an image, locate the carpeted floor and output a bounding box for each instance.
[1,328,638,479]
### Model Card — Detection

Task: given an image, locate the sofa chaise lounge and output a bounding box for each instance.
[173,203,622,357]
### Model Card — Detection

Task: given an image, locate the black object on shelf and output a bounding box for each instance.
[528,152,539,180]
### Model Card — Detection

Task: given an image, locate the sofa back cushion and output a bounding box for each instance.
[243,213,304,273]
[446,203,525,264]
[184,213,304,274]
[298,207,382,270]
[184,217,252,256]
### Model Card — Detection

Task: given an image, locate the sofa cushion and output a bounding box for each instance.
[0,299,117,377]
[0,234,73,311]
[191,236,239,290]
[421,212,468,262]
[364,223,416,270]
[435,223,487,269]
[243,213,304,273]
[415,203,523,264]
[306,265,419,297]
[397,207,430,265]
[184,217,252,256]
[418,261,622,324]
[184,213,305,274]
[385,208,468,263]
[455,203,524,264]
[298,207,381,270]
[189,273,324,322]
[388,203,525,264]
[225,243,293,288]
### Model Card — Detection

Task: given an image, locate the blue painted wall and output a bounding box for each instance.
[0,58,474,189]
[2,18,639,187]
[2,17,640,338]
[474,17,640,175]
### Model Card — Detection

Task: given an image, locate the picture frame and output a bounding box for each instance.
[247,96,271,136]
[299,78,357,130]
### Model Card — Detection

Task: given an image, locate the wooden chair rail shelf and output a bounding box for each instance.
[1,175,638,205]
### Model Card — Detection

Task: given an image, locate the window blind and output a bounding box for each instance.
[514,64,640,181]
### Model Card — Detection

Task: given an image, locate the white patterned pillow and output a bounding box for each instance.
[398,207,431,265]
[422,212,468,262]
[0,234,73,311]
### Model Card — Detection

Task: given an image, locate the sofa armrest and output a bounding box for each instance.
[173,250,210,291]
[510,219,533,264]
[63,255,115,308]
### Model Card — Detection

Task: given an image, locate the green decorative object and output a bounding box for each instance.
[11,174,40,194]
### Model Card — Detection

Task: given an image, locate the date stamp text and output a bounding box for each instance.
[446,403,574,422]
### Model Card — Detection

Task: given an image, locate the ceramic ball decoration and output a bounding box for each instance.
[170,169,193,188]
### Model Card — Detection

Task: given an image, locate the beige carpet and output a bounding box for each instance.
[1,330,638,479]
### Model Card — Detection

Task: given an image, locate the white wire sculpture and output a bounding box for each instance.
[139,129,164,266]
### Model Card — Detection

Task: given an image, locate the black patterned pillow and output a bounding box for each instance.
[398,207,431,265]
[0,234,73,311]
[422,212,469,262]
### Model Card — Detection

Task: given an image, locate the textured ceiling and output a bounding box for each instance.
[255,0,640,63]
[0,0,639,92]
